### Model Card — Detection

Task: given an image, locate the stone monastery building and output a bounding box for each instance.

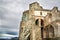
[19,2,60,40]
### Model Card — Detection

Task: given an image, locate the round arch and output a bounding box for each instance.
[35,19,39,25]
[45,25,54,38]
[48,25,54,38]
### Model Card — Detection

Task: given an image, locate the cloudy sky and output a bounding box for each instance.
[0,0,60,39]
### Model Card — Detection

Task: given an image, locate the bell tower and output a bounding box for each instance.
[32,11,45,40]
[29,2,44,40]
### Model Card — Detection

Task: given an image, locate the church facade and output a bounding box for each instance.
[19,2,60,40]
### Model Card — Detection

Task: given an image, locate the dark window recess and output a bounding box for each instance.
[40,12,42,15]
[35,19,39,25]
[49,25,54,37]
[41,19,44,26]
[46,28,49,38]
[41,27,43,38]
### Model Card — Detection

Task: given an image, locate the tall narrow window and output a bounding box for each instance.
[49,25,54,38]
[40,12,42,15]
[41,27,43,38]
[46,27,49,38]
[41,19,44,26]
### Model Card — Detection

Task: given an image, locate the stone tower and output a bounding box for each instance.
[19,2,60,40]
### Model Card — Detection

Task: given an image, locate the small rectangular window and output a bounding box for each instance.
[40,12,42,15]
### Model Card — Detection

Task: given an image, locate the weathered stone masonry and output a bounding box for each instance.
[19,2,60,40]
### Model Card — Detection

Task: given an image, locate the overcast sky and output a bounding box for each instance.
[0,0,60,38]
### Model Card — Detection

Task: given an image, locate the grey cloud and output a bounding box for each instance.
[0,7,7,19]
[0,25,18,29]
[0,1,20,36]
[0,0,16,5]
[0,26,18,35]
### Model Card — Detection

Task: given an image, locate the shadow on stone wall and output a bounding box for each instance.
[43,37,59,40]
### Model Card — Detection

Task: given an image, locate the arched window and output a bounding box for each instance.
[35,19,39,25]
[45,25,54,38]
[49,25,54,38]
[46,27,49,38]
